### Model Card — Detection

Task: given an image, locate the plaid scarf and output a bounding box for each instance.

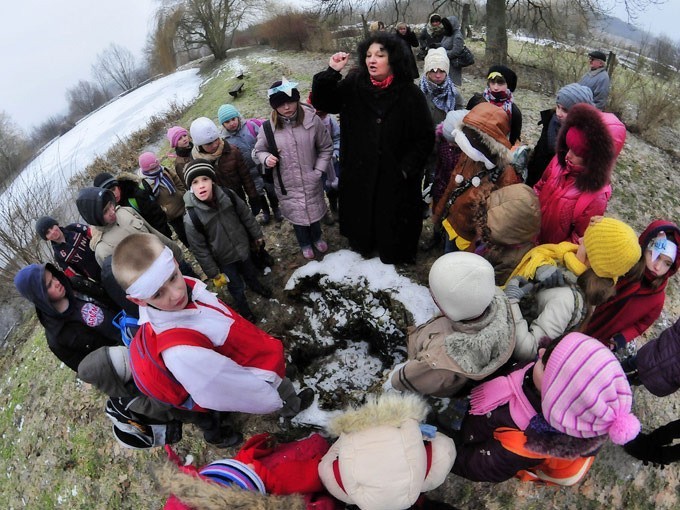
[420,75,457,113]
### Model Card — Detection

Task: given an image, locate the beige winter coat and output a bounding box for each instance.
[318,393,455,510]
[89,206,182,266]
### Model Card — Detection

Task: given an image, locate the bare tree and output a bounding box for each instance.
[0,112,30,184]
[31,115,73,147]
[66,80,108,121]
[91,43,141,93]
[171,0,265,60]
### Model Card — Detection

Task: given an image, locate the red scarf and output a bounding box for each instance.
[370,74,394,89]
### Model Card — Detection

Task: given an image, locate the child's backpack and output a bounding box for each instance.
[105,397,182,449]
[244,118,264,139]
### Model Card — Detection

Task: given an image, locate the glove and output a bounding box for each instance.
[535,265,564,289]
[504,276,534,303]
[620,354,641,386]
[212,273,229,289]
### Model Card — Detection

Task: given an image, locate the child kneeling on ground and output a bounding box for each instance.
[452,332,640,485]
[111,233,313,422]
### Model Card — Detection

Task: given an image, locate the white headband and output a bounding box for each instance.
[648,236,677,263]
[126,247,176,299]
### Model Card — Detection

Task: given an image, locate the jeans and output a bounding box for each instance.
[292,221,322,249]
[221,257,262,309]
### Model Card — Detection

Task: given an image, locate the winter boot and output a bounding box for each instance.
[249,281,273,299]
[273,207,284,222]
[235,301,256,323]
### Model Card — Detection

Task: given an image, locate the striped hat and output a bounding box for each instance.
[541,333,640,445]
[198,459,266,493]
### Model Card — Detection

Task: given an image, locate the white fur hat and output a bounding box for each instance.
[429,252,496,321]
[190,117,220,147]
[424,47,450,76]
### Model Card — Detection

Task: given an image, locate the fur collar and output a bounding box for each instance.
[555,103,614,192]
[524,414,607,458]
[154,463,306,510]
[326,393,428,437]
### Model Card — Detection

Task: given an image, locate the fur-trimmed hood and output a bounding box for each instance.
[555,103,614,192]
[155,463,306,510]
[524,414,607,459]
[326,393,428,437]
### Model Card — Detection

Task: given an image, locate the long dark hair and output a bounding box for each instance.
[354,33,413,82]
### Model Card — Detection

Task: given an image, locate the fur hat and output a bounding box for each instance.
[139,152,160,173]
[542,332,640,445]
[166,126,188,148]
[218,104,240,125]
[268,79,300,110]
[424,47,449,75]
[588,50,607,62]
[93,172,118,190]
[463,102,512,150]
[429,252,496,321]
[184,159,216,188]
[486,65,517,92]
[486,184,541,245]
[583,217,641,282]
[555,103,614,192]
[35,216,58,240]
[190,117,220,147]
[556,83,594,111]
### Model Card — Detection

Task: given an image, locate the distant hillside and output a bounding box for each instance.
[594,12,658,47]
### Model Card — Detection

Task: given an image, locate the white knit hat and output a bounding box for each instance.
[189,117,220,147]
[429,252,496,321]
[424,47,450,76]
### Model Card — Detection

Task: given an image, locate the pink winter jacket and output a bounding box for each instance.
[534,110,626,244]
[254,103,333,226]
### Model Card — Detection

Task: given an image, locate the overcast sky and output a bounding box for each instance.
[0,0,677,133]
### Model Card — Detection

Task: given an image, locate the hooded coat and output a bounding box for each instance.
[312,56,434,264]
[14,264,121,371]
[318,393,455,510]
[432,102,522,250]
[584,220,680,344]
[76,187,183,267]
[254,103,333,226]
[115,171,171,237]
[439,16,465,86]
[533,104,624,244]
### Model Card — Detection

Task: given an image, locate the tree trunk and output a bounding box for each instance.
[485,0,507,65]
[462,3,472,38]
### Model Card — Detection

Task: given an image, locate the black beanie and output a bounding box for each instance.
[268,80,300,110]
[486,65,518,92]
[35,216,58,240]
[93,172,119,190]
[184,159,216,188]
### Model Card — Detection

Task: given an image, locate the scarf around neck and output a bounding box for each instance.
[141,166,176,195]
[420,75,457,113]
[370,74,394,89]
[191,138,225,163]
[483,87,513,117]
[469,362,537,429]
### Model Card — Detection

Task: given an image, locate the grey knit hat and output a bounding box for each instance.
[556,83,594,111]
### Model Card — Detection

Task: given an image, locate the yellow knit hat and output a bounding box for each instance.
[583,217,641,282]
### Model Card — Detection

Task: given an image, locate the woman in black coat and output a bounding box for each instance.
[312,33,434,264]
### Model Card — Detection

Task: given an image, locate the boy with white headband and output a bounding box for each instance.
[111,233,314,420]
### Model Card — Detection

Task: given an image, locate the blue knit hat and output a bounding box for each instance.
[218,104,240,125]
[198,459,266,493]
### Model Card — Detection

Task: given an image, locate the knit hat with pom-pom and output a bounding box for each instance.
[541,332,640,445]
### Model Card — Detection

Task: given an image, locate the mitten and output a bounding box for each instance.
[212,273,229,289]
[504,276,534,303]
[535,265,564,289]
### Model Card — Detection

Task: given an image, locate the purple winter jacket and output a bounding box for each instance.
[637,317,680,397]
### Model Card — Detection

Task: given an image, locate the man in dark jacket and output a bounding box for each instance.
[14,263,122,371]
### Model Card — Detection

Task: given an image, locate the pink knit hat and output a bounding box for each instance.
[166,126,188,148]
[138,152,160,173]
[542,333,640,445]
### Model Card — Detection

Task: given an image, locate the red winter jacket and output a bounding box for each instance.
[585,220,680,344]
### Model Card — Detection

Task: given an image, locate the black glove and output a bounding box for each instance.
[249,195,262,216]
[504,276,534,303]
